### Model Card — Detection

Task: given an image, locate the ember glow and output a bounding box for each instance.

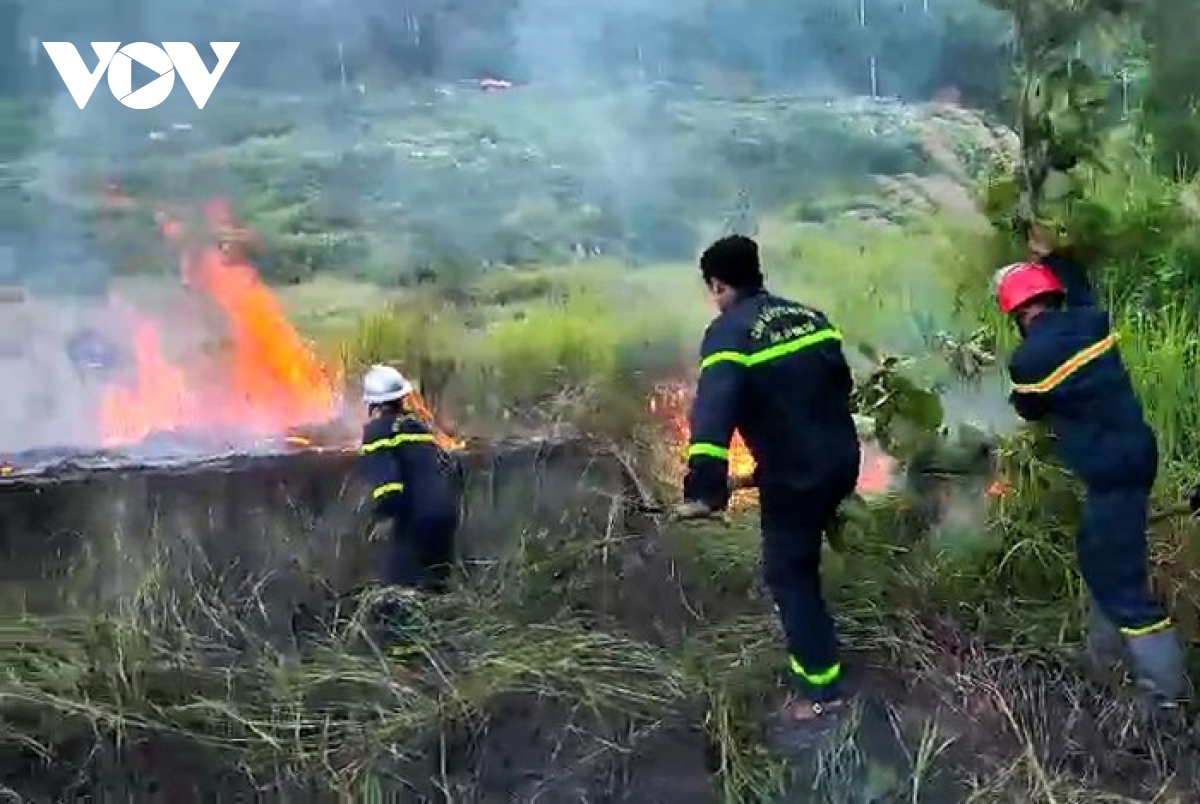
[649,382,897,498]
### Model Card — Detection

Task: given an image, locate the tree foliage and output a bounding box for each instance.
[981,0,1131,223]
[1140,0,1200,178]
[978,0,1200,308]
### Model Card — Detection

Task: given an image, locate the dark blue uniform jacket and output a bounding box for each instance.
[1007,252,1157,488]
[683,289,861,510]
[358,412,459,528]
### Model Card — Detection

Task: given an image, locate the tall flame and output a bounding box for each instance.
[98,198,340,446]
[93,194,467,453]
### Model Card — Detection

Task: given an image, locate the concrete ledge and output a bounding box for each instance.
[0,437,634,637]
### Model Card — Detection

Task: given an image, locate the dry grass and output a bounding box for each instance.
[1,429,1198,801]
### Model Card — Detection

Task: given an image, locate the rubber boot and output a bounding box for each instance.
[1125,627,1188,710]
[1084,598,1126,675]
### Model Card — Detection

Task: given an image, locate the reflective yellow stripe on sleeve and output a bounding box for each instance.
[700,327,842,370]
[372,482,404,499]
[1010,333,1118,394]
[700,349,750,370]
[687,328,841,463]
[360,433,436,454]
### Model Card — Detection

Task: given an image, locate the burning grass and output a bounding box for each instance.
[648,381,899,504]
[97,197,343,447]
[0,195,467,471]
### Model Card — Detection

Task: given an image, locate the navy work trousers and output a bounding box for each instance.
[385,514,457,594]
[1078,478,1167,632]
[759,476,856,701]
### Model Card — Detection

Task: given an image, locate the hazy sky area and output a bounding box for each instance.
[0,0,1014,300]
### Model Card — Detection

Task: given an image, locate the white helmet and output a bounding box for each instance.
[362,364,413,405]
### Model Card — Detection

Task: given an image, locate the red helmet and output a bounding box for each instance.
[993,262,1064,314]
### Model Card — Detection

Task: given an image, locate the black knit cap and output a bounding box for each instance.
[700,235,764,290]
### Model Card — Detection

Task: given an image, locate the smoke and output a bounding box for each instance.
[4,1,1011,273]
[511,0,840,89]
[0,0,1011,455]
[941,374,1021,437]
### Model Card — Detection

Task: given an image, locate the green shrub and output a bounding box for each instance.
[338,295,466,411]
[467,294,621,412]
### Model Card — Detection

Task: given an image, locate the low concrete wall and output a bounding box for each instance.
[0,437,634,638]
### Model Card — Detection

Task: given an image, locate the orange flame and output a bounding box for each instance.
[99,308,194,442]
[859,450,895,495]
[94,195,459,452]
[649,382,896,499]
[405,390,466,451]
[98,201,338,445]
[653,392,758,479]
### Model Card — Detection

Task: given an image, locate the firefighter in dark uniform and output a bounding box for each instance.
[358,365,459,626]
[996,225,1187,710]
[676,235,861,732]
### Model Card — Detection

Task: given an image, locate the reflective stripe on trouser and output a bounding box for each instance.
[1120,617,1173,637]
[790,656,842,689]
[1078,485,1169,634]
[372,482,404,499]
[760,481,852,701]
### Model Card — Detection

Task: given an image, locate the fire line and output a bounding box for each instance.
[648,382,897,506]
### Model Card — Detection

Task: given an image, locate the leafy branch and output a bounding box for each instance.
[982,0,1137,231]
